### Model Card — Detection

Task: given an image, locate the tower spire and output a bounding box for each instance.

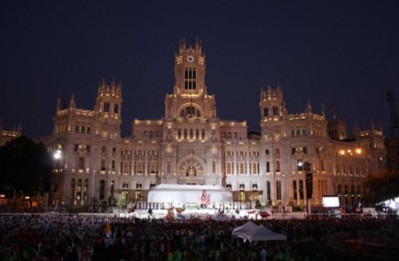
[70,94,76,108]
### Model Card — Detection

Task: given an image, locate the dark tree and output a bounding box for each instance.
[0,136,52,200]
[363,169,399,206]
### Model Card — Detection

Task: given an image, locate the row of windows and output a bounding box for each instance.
[225,162,260,174]
[290,128,307,137]
[103,102,119,114]
[143,131,161,139]
[90,180,134,201]
[263,106,280,117]
[225,151,260,158]
[292,147,307,154]
[184,80,196,90]
[265,149,281,159]
[221,132,244,140]
[70,178,89,200]
[185,68,196,80]
[337,184,362,195]
[55,121,68,134]
[75,125,92,134]
[336,164,367,175]
[133,161,159,174]
[100,159,116,171]
[74,144,90,152]
[75,158,364,176]
[101,147,117,156]
[177,129,206,140]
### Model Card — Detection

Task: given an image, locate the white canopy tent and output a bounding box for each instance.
[232,221,287,242]
[232,221,259,237]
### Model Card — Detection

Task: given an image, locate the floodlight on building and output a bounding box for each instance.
[53,149,62,160]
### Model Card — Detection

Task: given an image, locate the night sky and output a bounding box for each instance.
[1,1,398,139]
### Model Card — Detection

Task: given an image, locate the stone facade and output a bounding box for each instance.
[0,122,21,146]
[45,39,386,211]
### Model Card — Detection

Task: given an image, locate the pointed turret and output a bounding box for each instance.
[259,84,288,125]
[69,94,76,108]
[305,99,312,113]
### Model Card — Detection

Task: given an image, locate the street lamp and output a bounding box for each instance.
[304,162,313,216]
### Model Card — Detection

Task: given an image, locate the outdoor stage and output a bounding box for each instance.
[119,207,306,220]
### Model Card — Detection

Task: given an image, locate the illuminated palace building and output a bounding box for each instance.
[46,40,385,210]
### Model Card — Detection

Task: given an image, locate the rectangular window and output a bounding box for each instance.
[240,163,244,174]
[78,157,84,170]
[150,161,156,173]
[226,162,231,174]
[167,161,171,173]
[104,102,110,112]
[277,181,282,200]
[137,161,142,173]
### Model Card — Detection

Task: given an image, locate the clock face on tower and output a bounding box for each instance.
[187,55,194,63]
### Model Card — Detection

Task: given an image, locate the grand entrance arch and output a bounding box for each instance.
[177,156,206,184]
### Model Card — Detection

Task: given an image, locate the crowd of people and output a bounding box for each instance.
[0,210,394,261]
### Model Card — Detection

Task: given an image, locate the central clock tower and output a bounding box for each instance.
[173,38,206,97]
[165,38,217,120]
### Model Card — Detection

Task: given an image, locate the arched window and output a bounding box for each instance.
[239,184,245,202]
[84,179,88,200]
[293,181,298,200]
[267,181,271,203]
[264,107,269,117]
[275,149,280,159]
[110,180,115,197]
[226,162,231,174]
[299,180,304,199]
[180,106,201,118]
[77,179,82,200]
[99,180,105,200]
[70,179,75,199]
[273,106,279,116]
[276,181,282,200]
[104,102,110,112]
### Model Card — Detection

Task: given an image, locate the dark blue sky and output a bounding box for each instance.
[1,1,398,138]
